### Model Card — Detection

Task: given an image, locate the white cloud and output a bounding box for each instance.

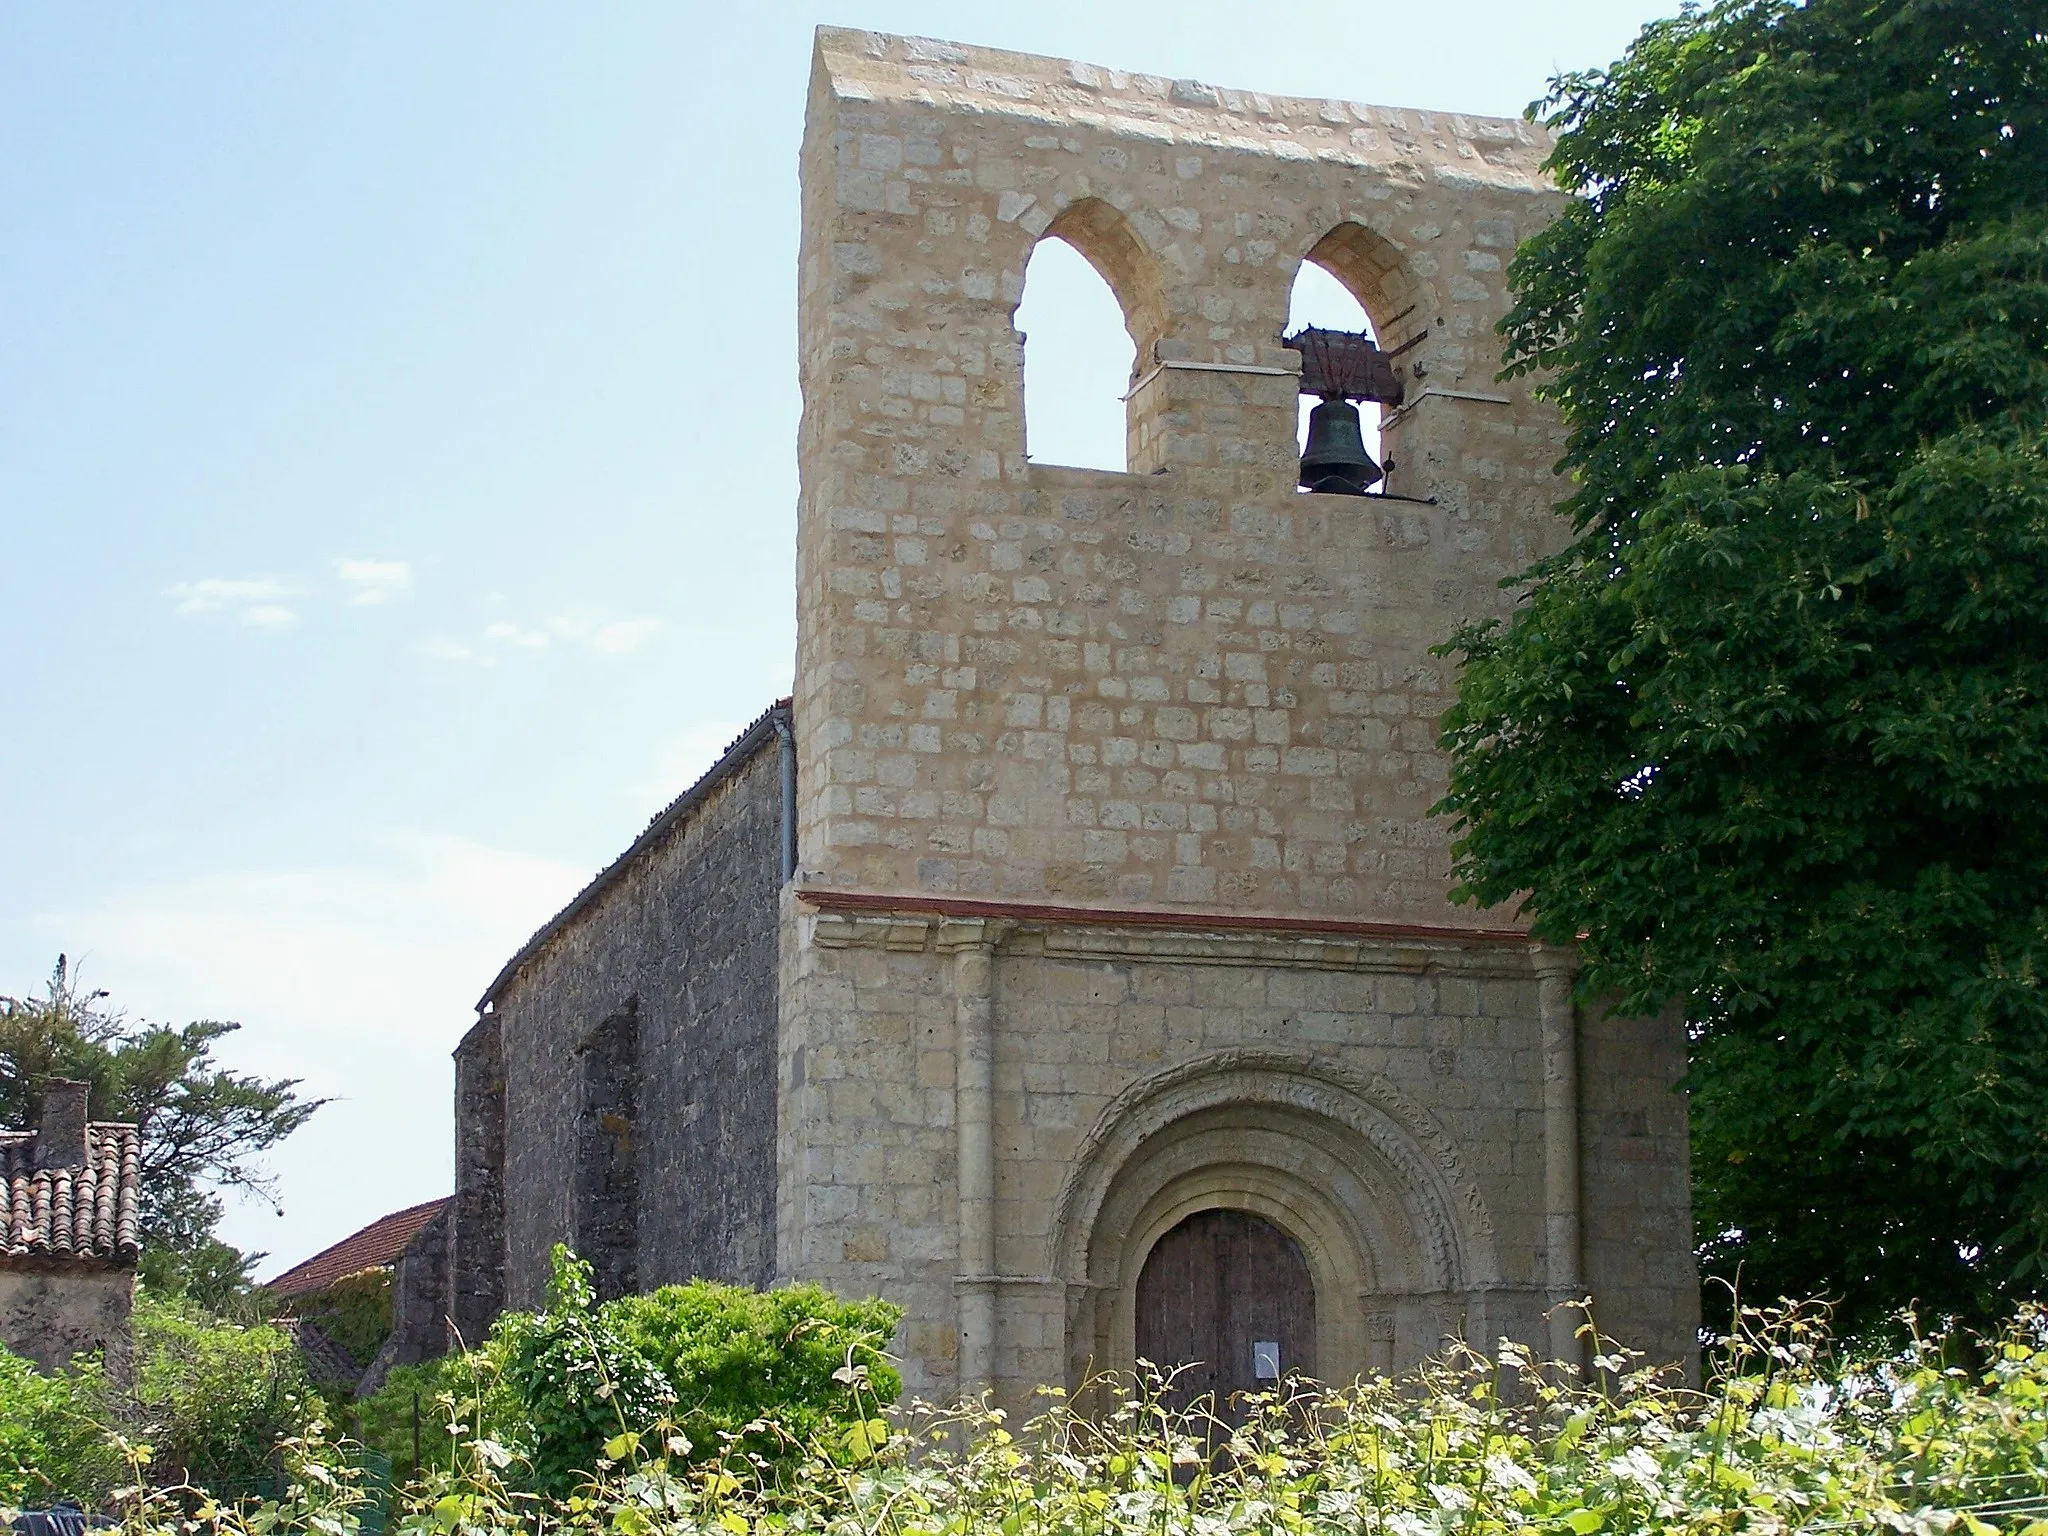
[335,558,412,606]
[168,577,302,627]
[482,620,552,650]
[28,833,589,1274]
[418,636,493,666]
[424,612,663,665]
[590,617,661,655]
[538,613,595,645]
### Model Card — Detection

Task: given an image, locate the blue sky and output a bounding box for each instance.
[2,1,1673,1276]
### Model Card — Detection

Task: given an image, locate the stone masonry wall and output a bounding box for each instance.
[1580,1001,1699,1370]
[776,902,1688,1404]
[362,1204,452,1393]
[793,30,1571,917]
[0,1267,133,1381]
[778,31,1697,1406]
[575,1007,641,1301]
[451,1016,505,1349]
[496,736,784,1309]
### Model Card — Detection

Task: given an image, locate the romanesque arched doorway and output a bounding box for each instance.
[1135,1208,1317,1408]
[1052,1053,1501,1392]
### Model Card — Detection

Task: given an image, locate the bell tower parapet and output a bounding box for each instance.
[795,29,1570,923]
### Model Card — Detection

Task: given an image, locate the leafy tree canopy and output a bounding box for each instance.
[0,956,323,1302]
[1437,0,2048,1333]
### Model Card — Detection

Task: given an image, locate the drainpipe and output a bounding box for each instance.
[940,920,1005,1401]
[1535,946,1586,1374]
[772,709,797,885]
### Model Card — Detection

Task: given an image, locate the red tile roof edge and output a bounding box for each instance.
[263,1196,448,1298]
[1,1123,144,1265]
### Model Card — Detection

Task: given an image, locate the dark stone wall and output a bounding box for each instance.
[451,1017,505,1348]
[358,1204,451,1394]
[575,1007,640,1301]
[491,735,784,1310]
[1579,999,1700,1376]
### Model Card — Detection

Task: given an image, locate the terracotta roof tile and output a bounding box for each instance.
[265,1197,447,1298]
[0,1124,142,1264]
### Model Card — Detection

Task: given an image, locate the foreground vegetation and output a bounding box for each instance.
[0,1249,903,1511]
[8,1278,2048,1536]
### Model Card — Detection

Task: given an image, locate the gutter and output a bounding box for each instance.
[773,709,798,884]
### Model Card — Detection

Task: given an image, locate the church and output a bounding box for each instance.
[443,28,1698,1407]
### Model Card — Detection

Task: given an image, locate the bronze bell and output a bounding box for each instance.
[1298,396,1382,495]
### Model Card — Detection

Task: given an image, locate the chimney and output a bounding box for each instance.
[39,1079,90,1171]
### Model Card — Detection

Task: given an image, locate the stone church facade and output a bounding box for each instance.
[450,30,1697,1406]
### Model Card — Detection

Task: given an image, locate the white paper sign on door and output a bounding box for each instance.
[1253,1341,1281,1380]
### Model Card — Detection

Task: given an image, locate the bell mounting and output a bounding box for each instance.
[1281,327,1406,407]
[1282,327,1406,496]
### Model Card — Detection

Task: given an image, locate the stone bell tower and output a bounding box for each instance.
[776,28,1697,1406]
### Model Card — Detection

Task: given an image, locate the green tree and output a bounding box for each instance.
[0,956,323,1299]
[1436,0,2048,1333]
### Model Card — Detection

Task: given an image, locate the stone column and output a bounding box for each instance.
[1534,946,1586,1372]
[940,920,1005,1401]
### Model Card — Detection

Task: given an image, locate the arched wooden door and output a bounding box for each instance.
[1135,1209,1317,1410]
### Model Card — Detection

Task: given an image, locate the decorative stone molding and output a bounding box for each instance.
[805,904,1544,979]
[1048,1048,1502,1386]
[1054,1049,1498,1282]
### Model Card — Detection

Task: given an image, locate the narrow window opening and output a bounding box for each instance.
[1287,263,1383,489]
[1017,237,1133,473]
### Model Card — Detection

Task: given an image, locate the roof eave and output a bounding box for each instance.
[473,698,791,1014]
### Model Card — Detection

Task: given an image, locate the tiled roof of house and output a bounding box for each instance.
[0,1124,142,1264]
[265,1197,447,1298]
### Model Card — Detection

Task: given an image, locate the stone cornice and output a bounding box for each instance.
[798,889,1546,977]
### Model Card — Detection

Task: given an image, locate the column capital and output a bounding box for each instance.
[936,918,1013,954]
[1529,943,1581,982]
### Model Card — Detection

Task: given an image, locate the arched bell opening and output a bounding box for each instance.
[1288,224,1437,498]
[1014,197,1170,475]
[1016,237,1133,473]
[1286,263,1384,493]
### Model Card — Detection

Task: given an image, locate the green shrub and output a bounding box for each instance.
[37,1297,2048,1536]
[351,1359,452,1487]
[0,1346,113,1505]
[379,1247,901,1499]
[611,1276,900,1466]
[130,1291,325,1495]
[386,1301,2048,1536]
[489,1248,678,1496]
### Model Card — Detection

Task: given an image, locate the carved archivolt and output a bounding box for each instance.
[1040,197,1171,362]
[1050,1049,1501,1385]
[1302,221,1432,346]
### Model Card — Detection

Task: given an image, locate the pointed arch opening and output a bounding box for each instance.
[1289,222,1435,497]
[1017,240,1130,472]
[1015,197,1169,474]
[1303,222,1428,344]
[1287,260,1384,487]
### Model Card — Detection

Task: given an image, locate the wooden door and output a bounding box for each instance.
[1135,1209,1317,1413]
